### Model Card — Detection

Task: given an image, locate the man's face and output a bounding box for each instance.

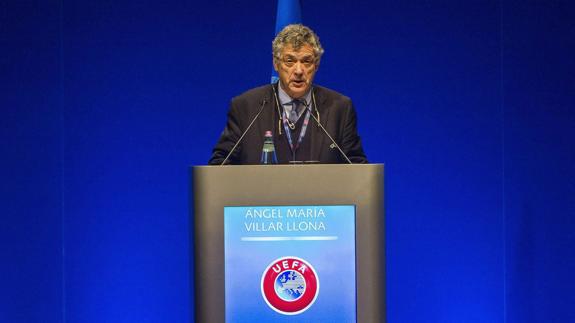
[274,44,318,99]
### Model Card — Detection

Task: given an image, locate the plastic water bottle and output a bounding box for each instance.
[260,131,278,164]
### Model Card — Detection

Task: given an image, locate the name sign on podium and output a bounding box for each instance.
[224,205,357,322]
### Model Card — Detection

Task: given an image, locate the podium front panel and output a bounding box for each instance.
[192,164,384,323]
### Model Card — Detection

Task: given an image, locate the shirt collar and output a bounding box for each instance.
[277,82,312,106]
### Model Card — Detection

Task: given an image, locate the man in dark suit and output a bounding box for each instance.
[209,24,367,165]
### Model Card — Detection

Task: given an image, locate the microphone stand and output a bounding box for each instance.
[220,99,268,165]
[303,104,353,164]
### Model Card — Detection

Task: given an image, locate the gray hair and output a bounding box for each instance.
[272,24,324,64]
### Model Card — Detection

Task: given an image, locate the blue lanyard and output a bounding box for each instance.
[282,108,311,154]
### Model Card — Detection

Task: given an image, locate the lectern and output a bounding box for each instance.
[191,164,385,322]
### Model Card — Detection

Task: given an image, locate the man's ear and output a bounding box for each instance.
[273,58,280,72]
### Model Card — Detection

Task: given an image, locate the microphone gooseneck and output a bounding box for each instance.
[220,98,268,166]
[306,93,353,164]
[271,83,283,135]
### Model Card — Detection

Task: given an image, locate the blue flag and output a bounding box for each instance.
[271,0,302,83]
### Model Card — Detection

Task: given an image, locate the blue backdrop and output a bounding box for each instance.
[1,0,574,322]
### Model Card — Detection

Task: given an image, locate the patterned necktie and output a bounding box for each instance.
[289,100,301,123]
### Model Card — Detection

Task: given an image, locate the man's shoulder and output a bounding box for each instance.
[314,84,345,97]
[233,84,273,102]
[314,84,352,106]
[230,83,353,109]
[232,83,349,100]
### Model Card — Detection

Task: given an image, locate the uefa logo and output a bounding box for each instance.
[261,256,320,315]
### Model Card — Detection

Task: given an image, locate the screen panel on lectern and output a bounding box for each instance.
[224,205,357,322]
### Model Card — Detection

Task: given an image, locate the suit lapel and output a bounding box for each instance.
[255,85,278,139]
[261,85,287,163]
[310,87,330,162]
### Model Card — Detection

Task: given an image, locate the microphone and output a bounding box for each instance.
[303,104,353,164]
[220,98,268,165]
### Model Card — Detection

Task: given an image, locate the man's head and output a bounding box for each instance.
[272,24,324,99]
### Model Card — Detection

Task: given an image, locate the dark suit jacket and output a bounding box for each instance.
[209,84,368,165]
